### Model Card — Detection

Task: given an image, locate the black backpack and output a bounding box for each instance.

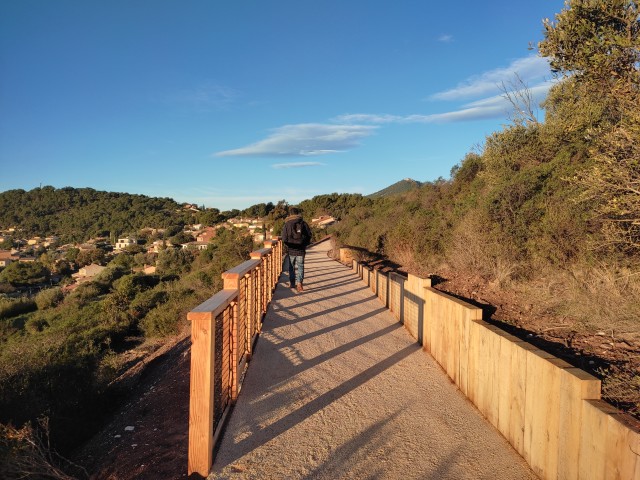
[288,219,308,246]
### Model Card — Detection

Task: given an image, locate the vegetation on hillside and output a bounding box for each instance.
[0,228,253,475]
[331,0,640,414]
[0,187,191,242]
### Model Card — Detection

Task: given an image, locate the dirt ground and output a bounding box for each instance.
[73,335,191,480]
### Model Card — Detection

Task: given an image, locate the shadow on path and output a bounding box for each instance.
[216,343,419,467]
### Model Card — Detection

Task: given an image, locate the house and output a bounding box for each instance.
[115,237,137,251]
[143,265,157,274]
[148,240,166,254]
[183,204,200,212]
[182,242,209,251]
[72,264,106,282]
[196,227,217,243]
[27,236,42,246]
[133,264,158,274]
[311,215,336,228]
[0,250,19,267]
[44,236,60,247]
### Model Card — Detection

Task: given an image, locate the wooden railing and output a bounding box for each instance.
[187,239,282,477]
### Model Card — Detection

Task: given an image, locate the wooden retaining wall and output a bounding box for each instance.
[346,251,640,480]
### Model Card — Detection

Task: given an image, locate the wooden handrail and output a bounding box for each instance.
[187,289,236,322]
[187,239,282,478]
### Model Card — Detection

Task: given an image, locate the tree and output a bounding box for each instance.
[574,88,640,252]
[0,236,14,250]
[64,248,79,263]
[540,0,640,253]
[167,231,195,246]
[76,248,106,267]
[539,0,640,86]
[0,262,50,286]
[197,208,223,226]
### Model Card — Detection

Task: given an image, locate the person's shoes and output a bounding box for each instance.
[296,283,303,292]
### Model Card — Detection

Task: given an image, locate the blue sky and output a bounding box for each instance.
[0,1,563,211]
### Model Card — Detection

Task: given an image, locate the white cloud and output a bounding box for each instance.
[215,123,377,157]
[430,55,551,101]
[438,34,453,43]
[271,162,325,169]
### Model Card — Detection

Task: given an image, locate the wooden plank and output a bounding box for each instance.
[475,323,496,420]
[188,289,237,321]
[508,341,530,456]
[442,297,452,378]
[497,333,514,439]
[448,300,461,382]
[188,315,215,477]
[249,248,270,258]
[457,307,473,396]
[222,259,261,287]
[557,367,601,480]
[580,400,613,480]
[422,286,432,354]
[430,290,443,365]
[523,348,557,476]
[605,411,640,480]
[466,319,486,408]
[403,274,420,341]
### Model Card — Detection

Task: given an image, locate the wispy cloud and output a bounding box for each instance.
[215,123,377,157]
[335,79,555,124]
[162,81,239,110]
[271,162,325,169]
[438,34,453,43]
[429,55,550,101]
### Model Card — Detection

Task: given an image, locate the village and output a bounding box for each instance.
[0,213,336,294]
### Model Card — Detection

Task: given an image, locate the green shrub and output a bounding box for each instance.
[0,298,37,320]
[66,283,101,306]
[140,288,196,337]
[24,316,49,334]
[35,288,63,310]
[129,289,169,318]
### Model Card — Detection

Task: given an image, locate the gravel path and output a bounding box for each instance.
[209,242,537,480]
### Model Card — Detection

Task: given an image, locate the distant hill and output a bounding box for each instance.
[367,178,423,199]
[0,186,195,242]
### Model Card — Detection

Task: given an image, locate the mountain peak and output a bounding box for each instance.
[367,178,423,199]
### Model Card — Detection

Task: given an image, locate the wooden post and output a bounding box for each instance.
[187,313,215,477]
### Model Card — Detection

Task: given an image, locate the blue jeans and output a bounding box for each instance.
[288,255,305,285]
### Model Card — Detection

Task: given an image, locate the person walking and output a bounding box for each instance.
[282,207,312,292]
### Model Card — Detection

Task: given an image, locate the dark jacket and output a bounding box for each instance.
[282,214,312,257]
